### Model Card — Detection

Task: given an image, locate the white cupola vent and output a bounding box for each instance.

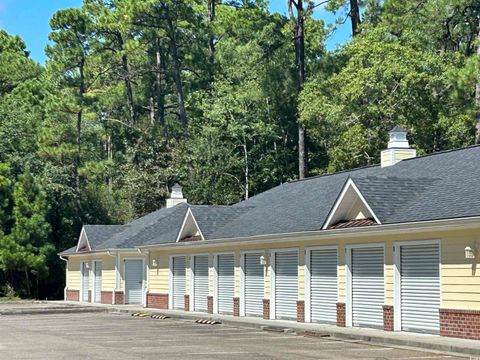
[166,183,187,208]
[381,125,416,167]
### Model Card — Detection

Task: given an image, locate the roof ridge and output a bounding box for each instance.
[288,164,378,184]
[399,143,480,162]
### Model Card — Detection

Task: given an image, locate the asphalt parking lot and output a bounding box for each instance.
[0,312,467,360]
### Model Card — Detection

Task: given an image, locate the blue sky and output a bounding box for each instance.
[0,0,350,64]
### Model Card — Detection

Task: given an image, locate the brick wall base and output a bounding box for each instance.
[263,299,270,320]
[101,291,113,305]
[337,302,346,327]
[66,289,79,301]
[440,308,480,340]
[88,290,92,303]
[297,300,305,322]
[184,295,190,312]
[146,293,168,309]
[207,296,213,314]
[383,305,394,331]
[233,297,240,316]
[114,291,124,305]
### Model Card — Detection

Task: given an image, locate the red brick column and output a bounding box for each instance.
[101,291,113,305]
[66,289,79,301]
[207,296,213,314]
[383,305,394,331]
[263,299,270,320]
[114,291,124,305]
[233,297,240,316]
[336,302,346,327]
[146,293,168,309]
[88,290,92,303]
[184,295,190,311]
[297,300,305,322]
[440,309,480,340]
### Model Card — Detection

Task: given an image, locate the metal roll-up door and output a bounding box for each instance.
[124,259,143,304]
[275,251,298,320]
[217,254,235,314]
[244,253,264,317]
[81,262,90,302]
[351,247,384,328]
[172,256,186,310]
[400,243,440,334]
[94,261,102,303]
[310,249,337,324]
[193,255,209,312]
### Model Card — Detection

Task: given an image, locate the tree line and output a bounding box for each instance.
[0,0,478,298]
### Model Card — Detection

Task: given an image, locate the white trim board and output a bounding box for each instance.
[176,208,205,242]
[76,227,91,252]
[322,178,381,230]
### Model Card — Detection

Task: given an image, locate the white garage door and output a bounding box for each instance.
[124,259,143,304]
[400,243,440,334]
[274,251,298,320]
[193,255,209,312]
[94,261,102,303]
[244,253,264,317]
[81,262,90,302]
[351,247,384,328]
[172,256,186,310]
[310,248,337,324]
[217,254,234,314]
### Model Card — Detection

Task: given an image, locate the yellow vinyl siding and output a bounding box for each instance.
[148,252,169,293]
[67,257,81,290]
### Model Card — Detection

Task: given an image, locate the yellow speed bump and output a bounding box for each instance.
[151,314,170,320]
[131,312,149,317]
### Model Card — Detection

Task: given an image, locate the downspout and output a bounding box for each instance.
[107,251,117,305]
[59,256,68,301]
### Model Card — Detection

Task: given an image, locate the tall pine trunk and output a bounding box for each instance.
[475,18,480,144]
[155,37,166,129]
[166,14,188,133]
[75,57,85,216]
[349,0,361,36]
[208,0,216,74]
[290,0,308,179]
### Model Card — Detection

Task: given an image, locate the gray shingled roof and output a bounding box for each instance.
[62,145,480,254]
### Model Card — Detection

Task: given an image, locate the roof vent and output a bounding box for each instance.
[380,125,416,167]
[166,183,187,208]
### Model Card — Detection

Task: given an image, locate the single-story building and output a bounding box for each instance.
[59,126,480,340]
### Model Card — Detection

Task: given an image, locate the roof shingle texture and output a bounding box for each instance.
[64,145,480,253]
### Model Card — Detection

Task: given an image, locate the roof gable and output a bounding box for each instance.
[176,208,204,242]
[75,227,91,252]
[322,178,381,230]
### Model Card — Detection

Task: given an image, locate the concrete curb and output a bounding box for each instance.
[0,307,110,316]
[108,307,480,357]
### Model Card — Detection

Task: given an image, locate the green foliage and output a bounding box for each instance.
[0,0,478,297]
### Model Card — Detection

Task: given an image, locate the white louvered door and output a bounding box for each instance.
[400,243,440,334]
[244,253,264,317]
[81,262,90,302]
[193,255,209,312]
[351,247,384,328]
[217,254,235,314]
[94,261,102,303]
[124,259,143,304]
[310,248,337,324]
[274,251,298,320]
[172,256,186,310]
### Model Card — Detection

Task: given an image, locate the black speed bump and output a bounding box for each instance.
[151,314,170,320]
[195,319,221,325]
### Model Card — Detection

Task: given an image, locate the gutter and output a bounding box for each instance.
[137,215,480,251]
